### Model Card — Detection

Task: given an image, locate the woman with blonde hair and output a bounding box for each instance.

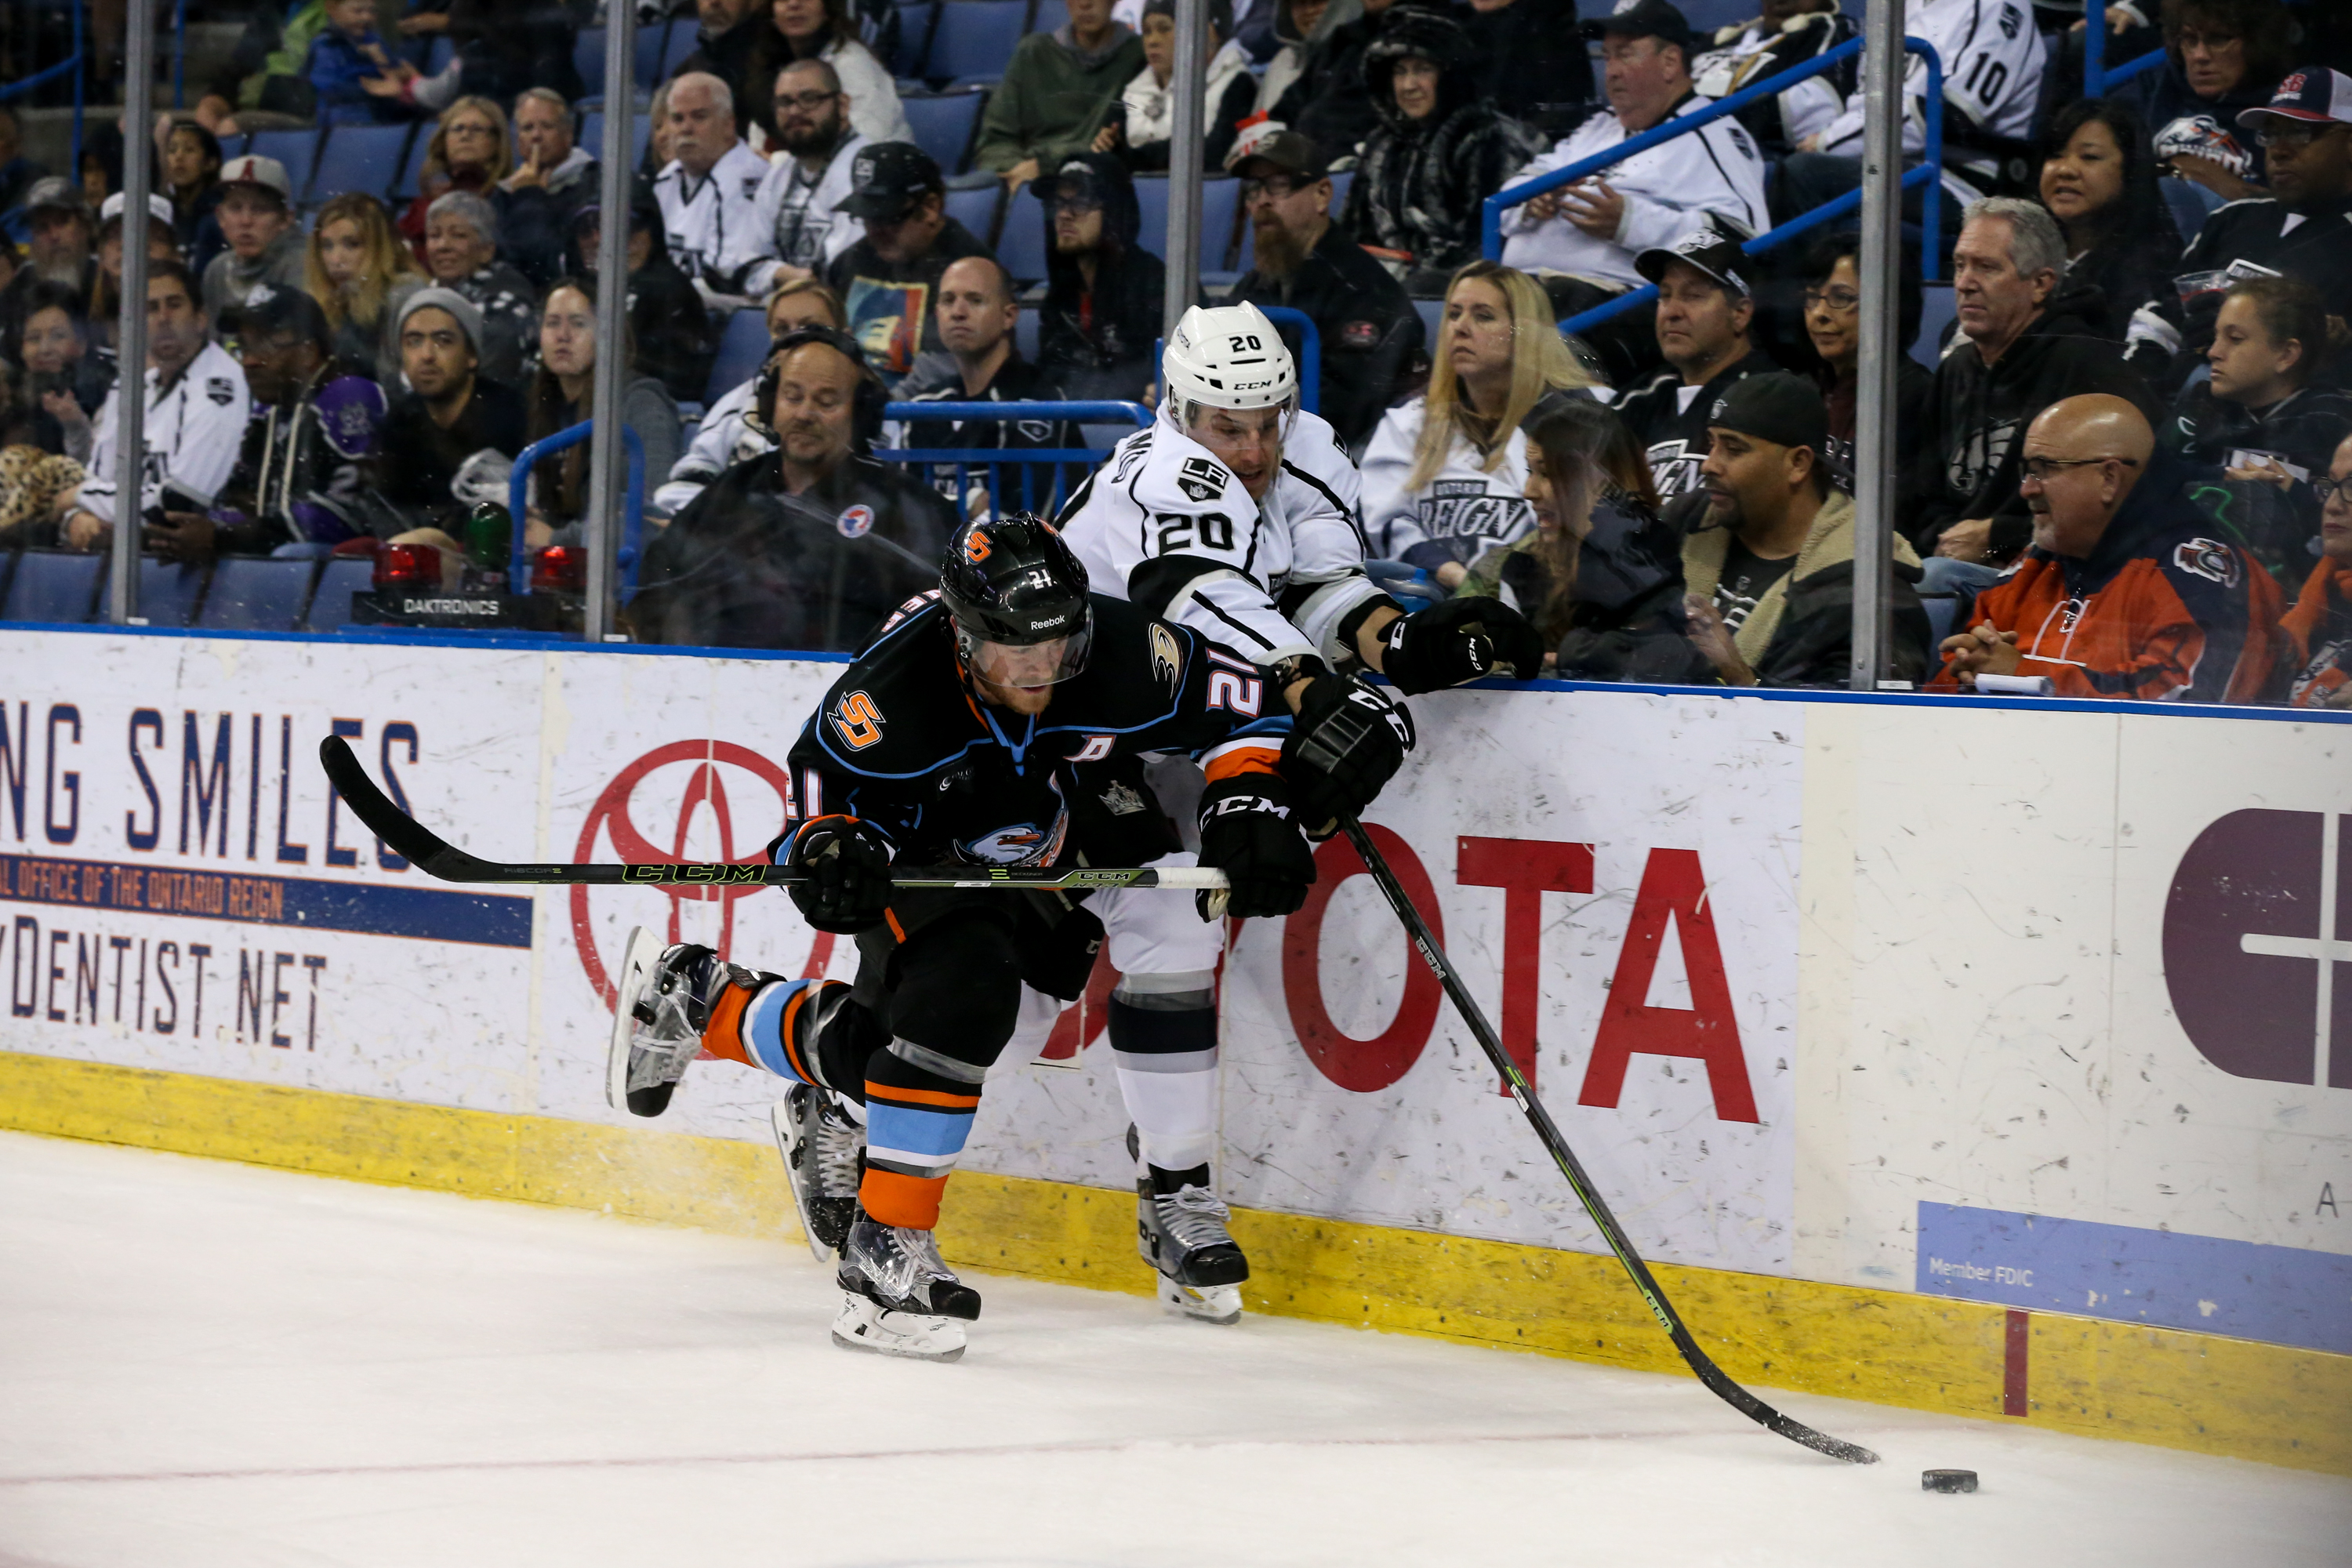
[307,193,425,386]
[397,95,514,256]
[1360,259,1591,590]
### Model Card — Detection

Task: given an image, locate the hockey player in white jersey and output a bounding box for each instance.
[1047,301,1544,1322]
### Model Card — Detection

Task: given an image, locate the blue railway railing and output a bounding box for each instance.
[507,421,646,597]
[876,399,1154,524]
[2085,0,2167,98]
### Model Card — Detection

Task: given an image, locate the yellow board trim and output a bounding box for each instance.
[5,1050,2347,1476]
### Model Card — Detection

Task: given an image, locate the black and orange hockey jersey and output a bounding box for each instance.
[2281,554,2352,710]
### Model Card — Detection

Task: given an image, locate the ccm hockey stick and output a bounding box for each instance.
[1335,813,1880,1466]
[318,736,1229,896]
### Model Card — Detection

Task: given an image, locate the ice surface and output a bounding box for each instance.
[2,1130,2347,1568]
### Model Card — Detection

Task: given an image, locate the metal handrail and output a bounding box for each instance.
[507,421,645,597]
[2085,2,2167,99]
[876,399,1153,523]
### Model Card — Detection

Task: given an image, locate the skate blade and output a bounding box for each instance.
[831,1292,967,1362]
[1157,1275,1242,1325]
[768,1098,839,1264]
[604,927,662,1116]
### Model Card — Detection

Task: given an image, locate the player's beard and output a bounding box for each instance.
[1252,216,1308,281]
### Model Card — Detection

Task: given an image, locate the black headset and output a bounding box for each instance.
[746,324,888,448]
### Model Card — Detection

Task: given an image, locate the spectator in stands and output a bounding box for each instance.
[631,326,956,649]
[374,288,528,532]
[1497,1,1769,330]
[191,0,332,136]
[59,263,250,549]
[678,0,770,132]
[89,192,183,357]
[6,284,111,462]
[2128,67,2352,393]
[656,278,843,514]
[1227,128,1423,451]
[151,287,386,564]
[1907,198,2151,593]
[400,96,514,256]
[422,191,539,389]
[308,193,426,391]
[977,0,1145,191]
[1932,394,2281,701]
[0,105,43,247]
[2123,0,2293,203]
[1613,232,1780,506]
[1798,233,1929,490]
[572,190,717,405]
[1454,0,1592,140]
[654,72,772,289]
[895,256,1081,514]
[1254,0,1355,127]
[826,142,992,389]
[1688,0,1857,160]
[733,59,869,297]
[1361,260,1589,583]
[403,0,584,107]
[2280,431,2352,707]
[647,80,679,175]
[162,123,227,280]
[2038,100,2183,345]
[1681,371,1931,688]
[0,180,97,354]
[2165,275,2352,586]
[500,89,601,291]
[307,0,419,126]
[1270,0,1424,160]
[1033,153,1163,401]
[201,156,305,332]
[1341,7,1547,293]
[746,0,914,149]
[521,276,682,548]
[1105,0,1258,173]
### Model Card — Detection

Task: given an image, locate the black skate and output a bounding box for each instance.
[771,1078,864,1261]
[1131,1128,1248,1325]
[605,928,743,1117]
[833,1211,982,1362]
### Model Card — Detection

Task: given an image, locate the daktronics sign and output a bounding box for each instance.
[2165,809,2351,1091]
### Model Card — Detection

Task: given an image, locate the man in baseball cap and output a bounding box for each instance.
[376,285,527,532]
[1578,0,1696,53]
[1679,369,1929,688]
[99,191,183,278]
[1614,228,1778,505]
[0,176,96,350]
[822,141,991,386]
[203,152,305,332]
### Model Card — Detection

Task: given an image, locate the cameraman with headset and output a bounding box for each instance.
[630,325,957,651]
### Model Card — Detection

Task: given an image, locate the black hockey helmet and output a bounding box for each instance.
[938,512,1093,688]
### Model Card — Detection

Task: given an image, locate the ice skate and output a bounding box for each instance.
[1138,1181,1249,1325]
[605,930,742,1117]
[771,1080,864,1261]
[833,1212,981,1362]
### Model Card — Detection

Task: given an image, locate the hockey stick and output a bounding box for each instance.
[318,737,1228,895]
[1335,813,1879,1465]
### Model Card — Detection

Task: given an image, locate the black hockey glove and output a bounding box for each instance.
[1196,774,1315,920]
[785,815,895,934]
[1279,673,1414,840]
[1380,595,1545,694]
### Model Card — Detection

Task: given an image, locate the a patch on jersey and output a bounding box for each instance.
[1646,437,1705,500]
[205,376,236,406]
[1098,780,1147,815]
[1998,2,2022,38]
[2173,538,2240,587]
[1149,622,1184,695]
[1069,734,1116,763]
[1014,418,1054,444]
[1946,419,2019,494]
[1340,319,1379,348]
[829,689,886,750]
[959,812,1068,867]
[2152,114,2253,176]
[836,503,875,539]
[1177,456,1229,503]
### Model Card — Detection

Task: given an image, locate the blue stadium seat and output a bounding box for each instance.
[198,558,316,632]
[1015,305,1039,360]
[998,184,1049,282]
[926,0,1028,85]
[1675,0,1755,31]
[1414,296,1442,346]
[902,87,987,174]
[246,128,322,203]
[706,307,774,405]
[303,559,376,633]
[1132,174,1169,260]
[2161,176,2224,245]
[310,123,413,205]
[945,179,1003,245]
[579,111,655,171]
[424,35,455,76]
[0,550,101,623]
[1196,175,1240,272]
[637,16,689,87]
[892,4,936,78]
[392,130,434,201]
[1914,282,1955,368]
[1033,0,1069,34]
[574,25,607,92]
[136,559,209,630]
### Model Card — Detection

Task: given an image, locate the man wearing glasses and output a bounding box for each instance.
[1929,394,2283,703]
[730,59,871,297]
[1226,129,1422,452]
[2126,66,2352,384]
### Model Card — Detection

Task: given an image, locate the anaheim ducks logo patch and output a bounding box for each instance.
[2172,538,2239,587]
[1149,622,1183,695]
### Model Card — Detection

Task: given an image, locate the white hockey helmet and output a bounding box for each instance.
[1162,302,1298,418]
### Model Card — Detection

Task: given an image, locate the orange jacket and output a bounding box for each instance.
[2280,555,2352,709]
[1929,470,2284,702]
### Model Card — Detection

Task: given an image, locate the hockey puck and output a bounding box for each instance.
[1922,1469,1978,1494]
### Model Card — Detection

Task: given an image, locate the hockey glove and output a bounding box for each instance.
[1381,595,1545,694]
[785,815,895,934]
[1280,673,1414,840]
[1196,775,1315,920]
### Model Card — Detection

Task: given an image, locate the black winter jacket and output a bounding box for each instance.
[2163,381,2352,588]
[1036,152,1167,402]
[1274,0,1448,162]
[1231,216,1425,450]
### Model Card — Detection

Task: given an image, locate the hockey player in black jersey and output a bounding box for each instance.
[604,514,1406,1360]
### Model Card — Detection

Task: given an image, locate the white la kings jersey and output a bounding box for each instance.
[72,339,250,524]
[1816,0,2044,164]
[1359,397,1537,571]
[654,141,771,285]
[1058,406,1385,668]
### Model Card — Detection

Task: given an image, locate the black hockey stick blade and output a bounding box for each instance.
[317,736,1228,894]
[1334,813,1879,1466]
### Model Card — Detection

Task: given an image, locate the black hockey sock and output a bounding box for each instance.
[1147,1163,1212,1196]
